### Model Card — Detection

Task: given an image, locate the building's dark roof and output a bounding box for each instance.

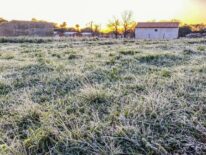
[137,22,179,28]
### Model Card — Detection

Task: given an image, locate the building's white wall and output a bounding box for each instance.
[135,28,179,40]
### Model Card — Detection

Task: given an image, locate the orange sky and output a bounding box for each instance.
[0,0,205,26]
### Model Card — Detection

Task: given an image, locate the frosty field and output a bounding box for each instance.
[0,37,206,154]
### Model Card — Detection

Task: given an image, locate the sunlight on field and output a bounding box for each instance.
[0,37,206,154]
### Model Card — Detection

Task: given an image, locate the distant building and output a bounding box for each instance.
[0,20,54,36]
[53,30,92,37]
[81,32,93,37]
[63,31,78,37]
[135,22,179,40]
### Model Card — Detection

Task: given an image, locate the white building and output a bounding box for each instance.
[81,32,93,37]
[64,32,78,37]
[135,22,179,40]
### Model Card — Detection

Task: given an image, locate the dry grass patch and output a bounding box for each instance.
[0,37,205,154]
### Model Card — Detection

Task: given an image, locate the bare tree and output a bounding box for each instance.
[60,22,67,29]
[108,17,120,39]
[94,24,99,32]
[121,11,134,38]
[192,23,206,32]
[31,18,38,22]
[75,24,80,32]
[94,24,101,36]
[0,18,7,24]
[89,21,94,33]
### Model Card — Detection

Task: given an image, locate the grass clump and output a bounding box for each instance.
[183,48,196,55]
[78,86,112,118]
[0,82,11,95]
[0,144,10,154]
[119,50,137,55]
[79,86,110,105]
[2,54,15,60]
[137,54,183,67]
[24,128,57,154]
[160,69,171,77]
[68,54,78,59]
[197,46,205,51]
[17,111,41,139]
[32,75,83,103]
[126,84,146,93]
[20,64,54,76]
[51,53,61,58]
[85,68,109,84]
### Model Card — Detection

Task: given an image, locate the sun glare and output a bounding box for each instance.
[0,0,205,25]
[136,0,185,21]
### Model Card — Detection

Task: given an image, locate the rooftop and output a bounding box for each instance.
[137,22,179,28]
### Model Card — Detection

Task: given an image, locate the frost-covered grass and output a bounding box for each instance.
[0,37,206,154]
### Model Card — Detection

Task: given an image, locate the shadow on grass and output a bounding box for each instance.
[137,54,187,67]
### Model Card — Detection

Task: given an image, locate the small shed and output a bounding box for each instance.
[64,32,78,37]
[135,22,179,40]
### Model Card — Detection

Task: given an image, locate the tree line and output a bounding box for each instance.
[53,11,136,38]
[1,13,206,38]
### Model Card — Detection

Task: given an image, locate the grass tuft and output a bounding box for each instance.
[0,82,12,95]
[79,86,110,105]
[197,46,205,51]
[160,69,171,77]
